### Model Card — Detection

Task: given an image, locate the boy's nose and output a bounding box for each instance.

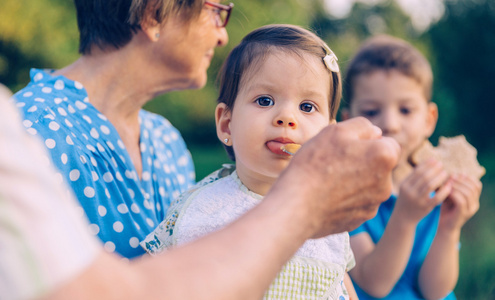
[381,111,400,134]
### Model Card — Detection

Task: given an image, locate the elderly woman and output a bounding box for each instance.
[6,1,400,298]
[13,0,231,258]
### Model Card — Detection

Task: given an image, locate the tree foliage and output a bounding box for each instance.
[427,0,495,157]
[0,0,78,91]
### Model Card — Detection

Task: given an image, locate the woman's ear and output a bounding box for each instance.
[215,103,232,146]
[140,13,161,42]
[426,102,439,138]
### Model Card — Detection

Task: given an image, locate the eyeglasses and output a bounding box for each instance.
[204,1,234,28]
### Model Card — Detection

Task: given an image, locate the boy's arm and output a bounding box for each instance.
[349,159,451,298]
[418,174,481,299]
[349,214,417,298]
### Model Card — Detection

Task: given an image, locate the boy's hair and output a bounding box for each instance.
[343,35,433,106]
[75,0,203,55]
[217,24,342,161]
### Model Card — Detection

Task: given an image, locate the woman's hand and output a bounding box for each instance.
[271,117,400,238]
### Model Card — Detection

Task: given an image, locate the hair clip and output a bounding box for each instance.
[323,45,339,73]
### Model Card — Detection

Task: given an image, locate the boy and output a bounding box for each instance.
[342,35,482,299]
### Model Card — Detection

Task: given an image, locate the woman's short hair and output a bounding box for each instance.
[75,0,203,55]
[217,24,342,161]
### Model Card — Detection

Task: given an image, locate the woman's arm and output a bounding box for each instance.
[0,105,398,300]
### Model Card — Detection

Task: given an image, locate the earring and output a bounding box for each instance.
[155,32,160,39]
[224,138,229,144]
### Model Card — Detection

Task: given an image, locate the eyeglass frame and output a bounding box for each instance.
[204,1,234,28]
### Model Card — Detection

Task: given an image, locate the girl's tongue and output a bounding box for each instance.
[266,141,292,155]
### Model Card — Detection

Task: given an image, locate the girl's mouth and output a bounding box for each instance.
[266,138,296,155]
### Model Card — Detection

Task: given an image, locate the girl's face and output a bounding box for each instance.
[347,70,437,167]
[216,51,331,195]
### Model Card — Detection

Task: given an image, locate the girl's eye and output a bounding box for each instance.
[256,97,274,107]
[300,102,315,113]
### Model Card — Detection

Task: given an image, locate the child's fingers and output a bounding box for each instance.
[431,179,452,206]
[453,174,482,197]
[410,159,449,197]
[450,174,481,215]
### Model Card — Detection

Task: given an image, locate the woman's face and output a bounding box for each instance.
[154,2,229,90]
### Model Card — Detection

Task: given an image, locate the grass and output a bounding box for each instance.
[188,143,231,181]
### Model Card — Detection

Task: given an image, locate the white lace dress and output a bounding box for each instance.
[141,165,355,300]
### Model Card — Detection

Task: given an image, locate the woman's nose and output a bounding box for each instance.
[217,27,229,47]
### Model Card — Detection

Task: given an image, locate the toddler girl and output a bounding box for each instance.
[142,24,357,300]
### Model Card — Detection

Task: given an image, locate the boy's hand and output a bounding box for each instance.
[438,174,481,232]
[395,159,452,224]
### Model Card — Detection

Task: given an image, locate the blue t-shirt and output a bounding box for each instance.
[13,69,196,258]
[350,195,456,300]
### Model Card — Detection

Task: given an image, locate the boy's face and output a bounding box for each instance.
[216,51,331,195]
[347,70,437,166]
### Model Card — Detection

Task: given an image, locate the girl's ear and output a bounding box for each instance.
[215,103,232,146]
[426,102,439,138]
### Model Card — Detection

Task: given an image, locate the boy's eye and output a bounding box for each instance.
[361,109,379,117]
[300,102,315,113]
[256,96,274,107]
[400,107,411,115]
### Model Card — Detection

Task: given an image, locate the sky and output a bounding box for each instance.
[323,0,446,31]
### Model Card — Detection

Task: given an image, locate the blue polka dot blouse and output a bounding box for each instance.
[13,69,196,258]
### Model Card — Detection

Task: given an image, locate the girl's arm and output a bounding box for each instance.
[419,174,481,299]
[344,273,359,300]
[350,159,451,298]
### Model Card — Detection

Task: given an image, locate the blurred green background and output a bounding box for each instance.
[1,0,494,298]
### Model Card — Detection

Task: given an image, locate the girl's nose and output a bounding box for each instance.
[274,116,297,129]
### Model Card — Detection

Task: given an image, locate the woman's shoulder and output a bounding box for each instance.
[139,109,173,129]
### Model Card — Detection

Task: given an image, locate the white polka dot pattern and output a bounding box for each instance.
[13,69,196,258]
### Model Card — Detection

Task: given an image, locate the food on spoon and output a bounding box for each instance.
[410,135,485,179]
[280,143,301,155]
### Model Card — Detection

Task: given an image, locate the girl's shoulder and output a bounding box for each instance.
[140,165,237,254]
